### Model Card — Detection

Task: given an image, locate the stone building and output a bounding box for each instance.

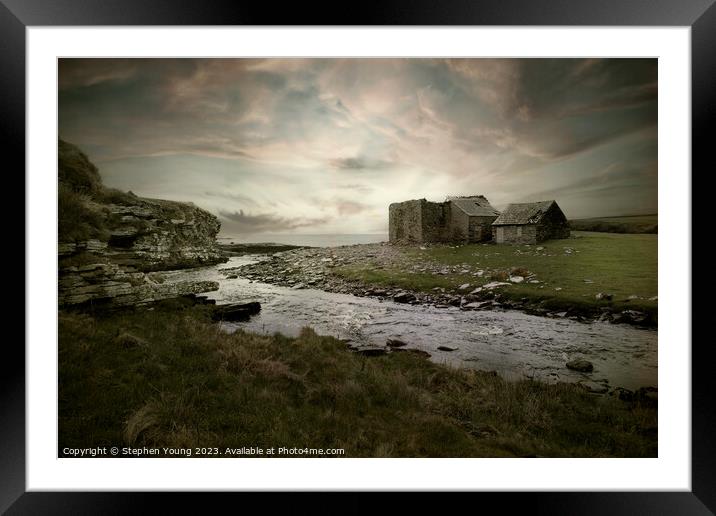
[491,200,570,244]
[446,196,501,242]
[388,195,499,244]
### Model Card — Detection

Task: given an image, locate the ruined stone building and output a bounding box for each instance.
[388,195,500,244]
[491,200,570,244]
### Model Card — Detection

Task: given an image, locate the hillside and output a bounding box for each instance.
[568,214,657,234]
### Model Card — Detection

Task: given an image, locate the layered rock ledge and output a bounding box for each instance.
[58,140,227,307]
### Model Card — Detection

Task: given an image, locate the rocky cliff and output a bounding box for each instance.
[58,140,227,307]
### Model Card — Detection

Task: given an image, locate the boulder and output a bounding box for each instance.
[393,292,416,303]
[447,296,462,307]
[211,301,261,321]
[621,310,647,323]
[566,359,594,372]
[437,346,458,352]
[393,348,431,359]
[483,281,510,290]
[609,387,634,402]
[579,381,608,394]
[462,301,492,310]
[386,338,408,348]
[356,348,388,357]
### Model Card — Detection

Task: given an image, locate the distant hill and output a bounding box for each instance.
[569,214,657,234]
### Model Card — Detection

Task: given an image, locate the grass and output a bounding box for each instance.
[335,232,657,319]
[58,139,103,195]
[95,187,141,206]
[569,214,657,234]
[59,303,657,457]
[58,185,110,242]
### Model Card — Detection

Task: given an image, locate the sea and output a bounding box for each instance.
[217,233,388,248]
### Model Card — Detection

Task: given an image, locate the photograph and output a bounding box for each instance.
[57,57,659,459]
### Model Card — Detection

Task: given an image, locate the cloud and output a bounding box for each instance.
[334,200,370,216]
[59,59,140,89]
[329,156,396,170]
[60,58,658,225]
[340,184,373,194]
[203,190,260,208]
[219,209,331,234]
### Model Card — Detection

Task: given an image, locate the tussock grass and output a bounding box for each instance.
[58,185,109,242]
[59,305,657,457]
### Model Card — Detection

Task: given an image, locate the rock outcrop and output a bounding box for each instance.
[58,140,227,307]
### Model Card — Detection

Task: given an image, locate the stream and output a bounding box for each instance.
[181,255,657,391]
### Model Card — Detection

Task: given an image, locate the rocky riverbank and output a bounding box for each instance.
[58,140,227,308]
[221,242,655,327]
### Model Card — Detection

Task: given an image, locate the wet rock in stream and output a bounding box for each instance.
[211,301,262,321]
[566,359,594,372]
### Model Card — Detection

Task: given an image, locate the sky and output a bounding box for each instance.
[58,58,657,236]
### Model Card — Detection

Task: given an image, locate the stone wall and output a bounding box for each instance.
[469,215,498,243]
[389,200,424,243]
[447,210,497,243]
[493,224,539,244]
[448,205,468,241]
[536,204,571,241]
[420,201,451,243]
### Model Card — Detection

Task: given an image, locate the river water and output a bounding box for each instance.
[182,256,657,391]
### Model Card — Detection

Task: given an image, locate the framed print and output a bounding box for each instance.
[5,0,712,512]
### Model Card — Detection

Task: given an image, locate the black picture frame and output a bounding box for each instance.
[5,0,711,513]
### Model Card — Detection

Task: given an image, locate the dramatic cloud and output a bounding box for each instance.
[59,58,657,234]
[219,210,331,234]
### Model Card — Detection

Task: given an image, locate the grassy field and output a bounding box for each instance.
[336,232,657,319]
[569,214,657,234]
[59,302,657,458]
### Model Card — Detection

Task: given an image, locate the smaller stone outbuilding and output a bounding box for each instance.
[492,200,570,244]
[446,195,500,243]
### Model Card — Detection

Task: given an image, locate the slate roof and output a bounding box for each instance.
[492,200,557,225]
[448,196,500,217]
